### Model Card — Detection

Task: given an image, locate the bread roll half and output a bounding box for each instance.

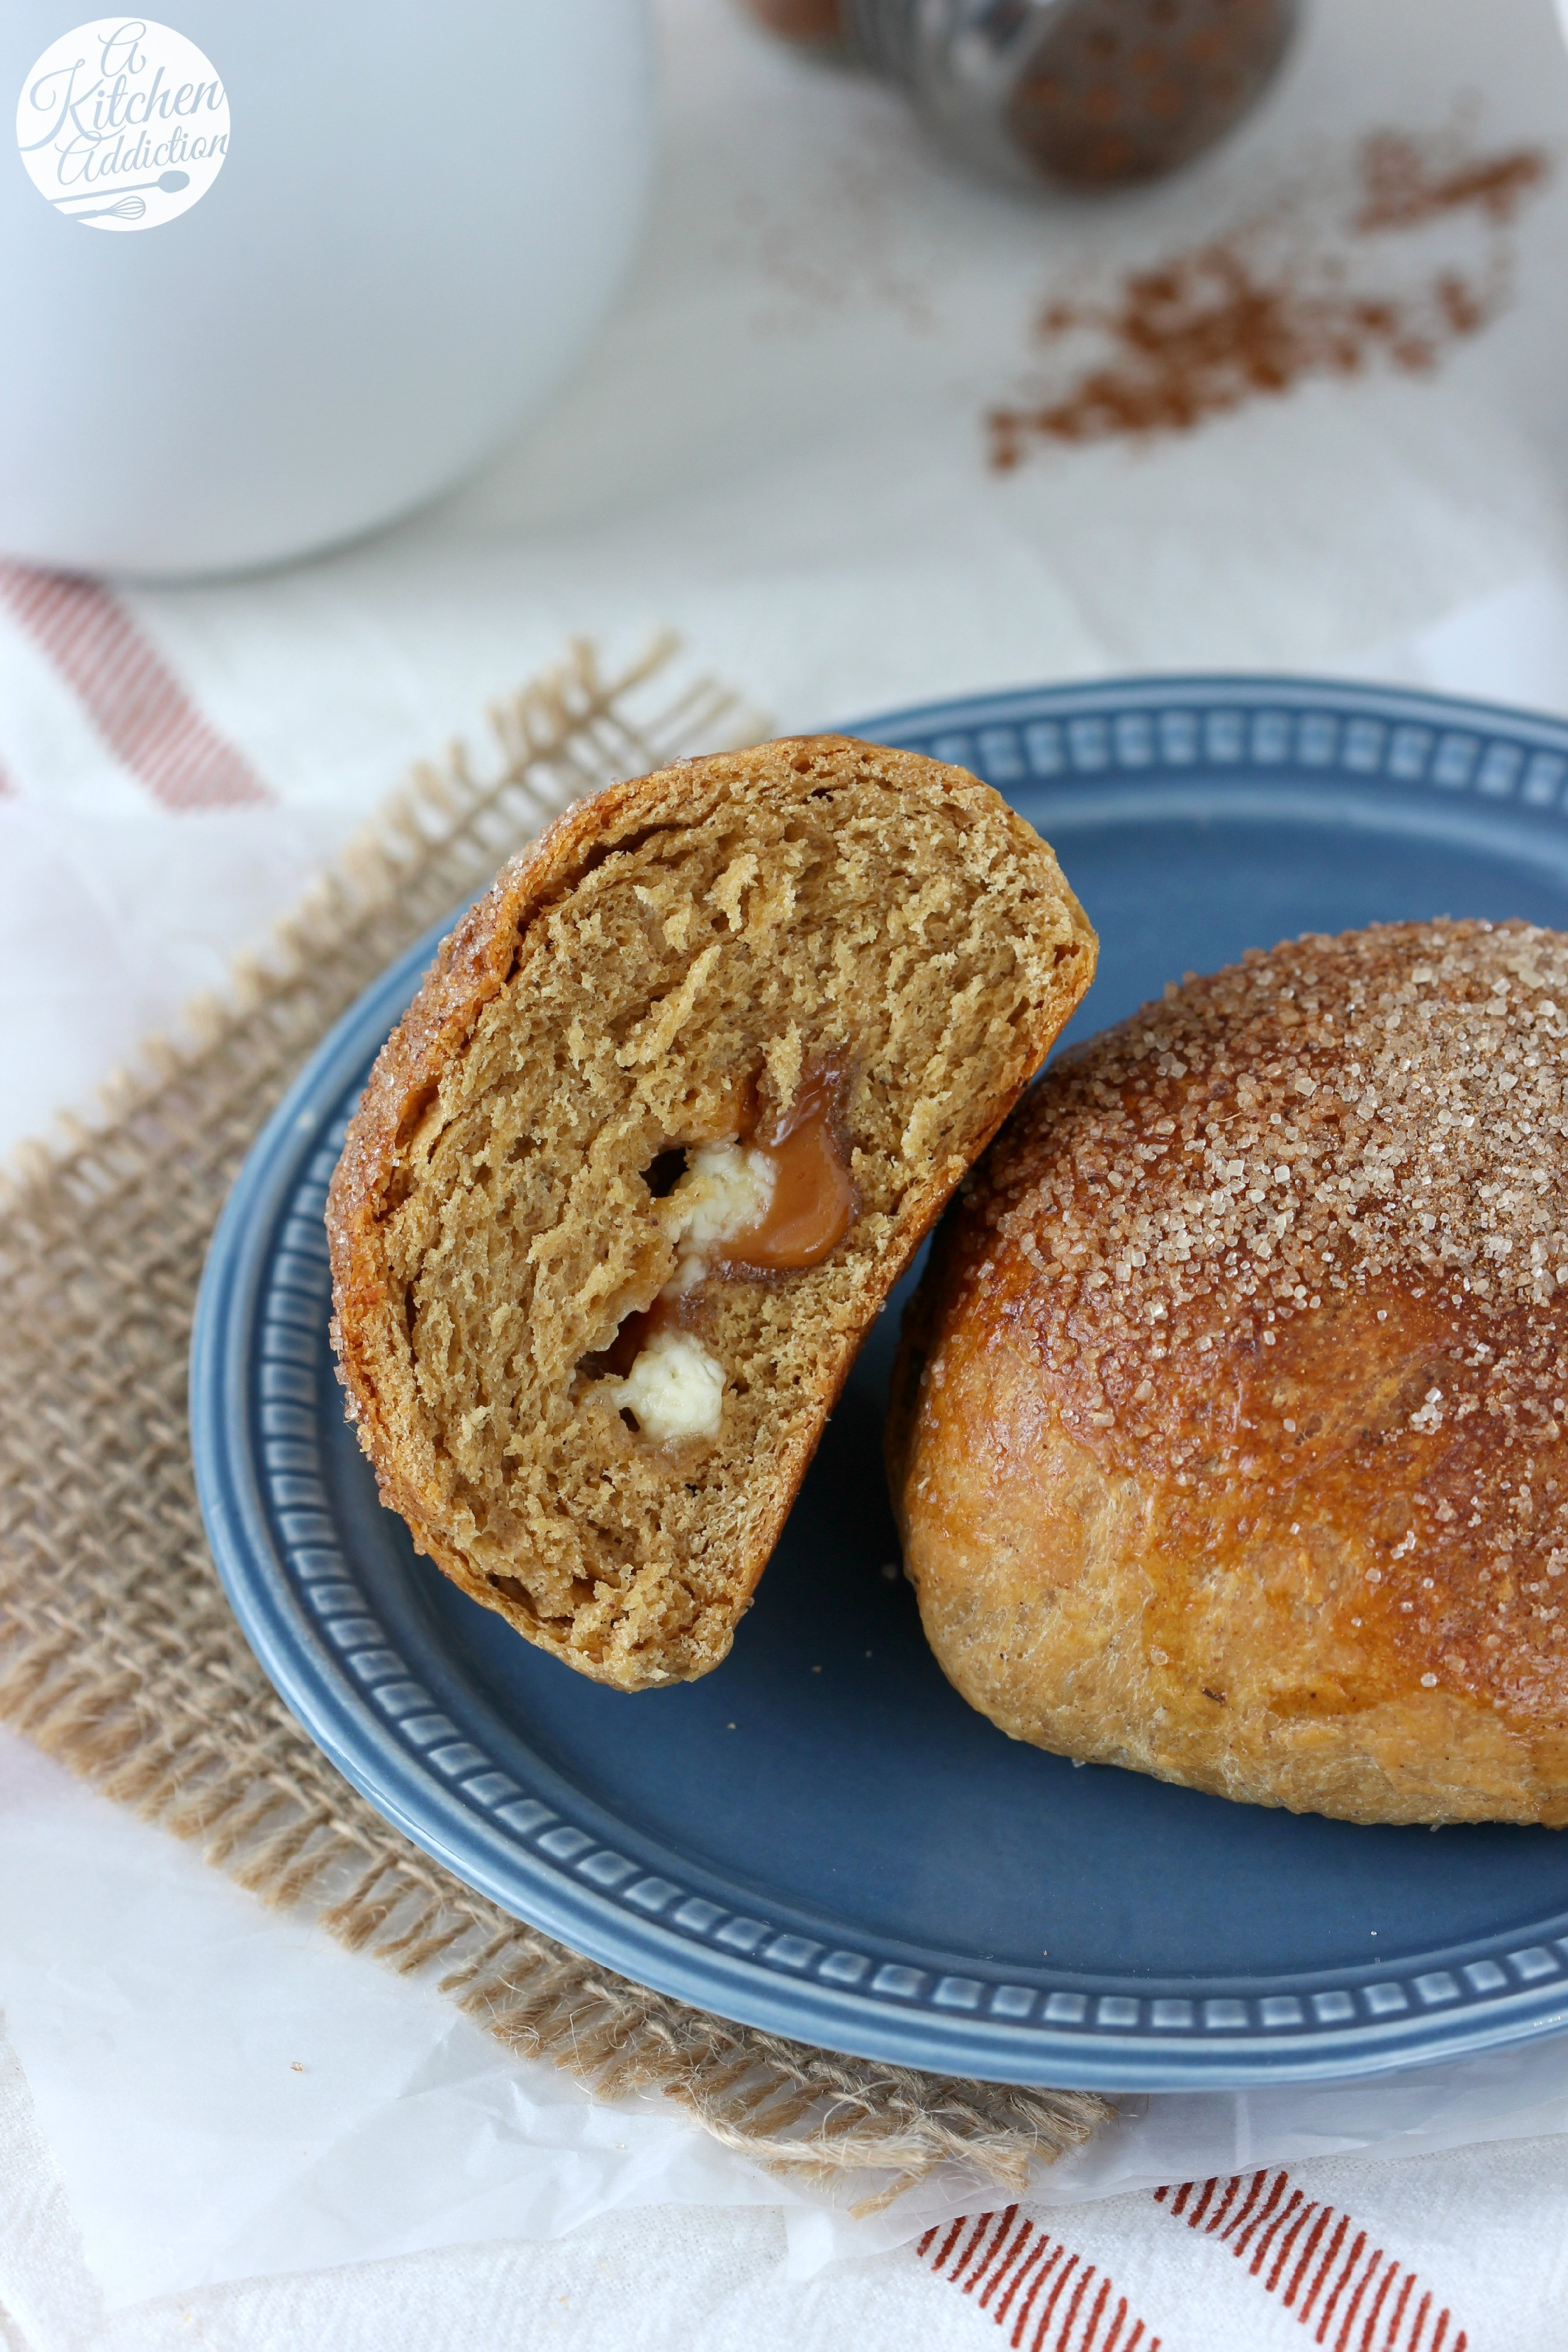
[328,736,1096,1689]
[890,919,1568,1825]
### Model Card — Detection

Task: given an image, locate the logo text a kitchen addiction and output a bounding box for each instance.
[16,18,230,231]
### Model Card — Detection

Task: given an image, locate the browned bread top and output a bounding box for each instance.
[329,735,1097,1689]
[890,919,1568,1824]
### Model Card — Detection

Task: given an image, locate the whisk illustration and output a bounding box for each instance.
[52,169,191,220]
[69,194,147,223]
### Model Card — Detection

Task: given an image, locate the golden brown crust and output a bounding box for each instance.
[890,919,1568,1825]
[330,735,1097,1688]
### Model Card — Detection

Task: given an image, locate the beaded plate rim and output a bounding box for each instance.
[193,673,1568,2088]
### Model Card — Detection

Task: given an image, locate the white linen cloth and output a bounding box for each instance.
[6,0,1568,2341]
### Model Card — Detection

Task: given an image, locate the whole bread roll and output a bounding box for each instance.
[888,919,1568,1826]
[329,736,1096,1691]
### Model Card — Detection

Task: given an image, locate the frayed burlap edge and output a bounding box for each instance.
[0,637,1112,2208]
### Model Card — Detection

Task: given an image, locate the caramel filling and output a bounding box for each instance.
[717,1058,858,1274]
[591,1060,858,1443]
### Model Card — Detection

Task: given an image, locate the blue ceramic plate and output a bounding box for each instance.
[194,676,1568,2090]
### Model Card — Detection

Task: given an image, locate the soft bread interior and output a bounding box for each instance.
[333,739,1095,1688]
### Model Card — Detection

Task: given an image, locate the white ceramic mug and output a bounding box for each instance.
[0,4,655,578]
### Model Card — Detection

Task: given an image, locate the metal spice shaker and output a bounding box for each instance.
[740,0,854,51]
[740,0,1301,191]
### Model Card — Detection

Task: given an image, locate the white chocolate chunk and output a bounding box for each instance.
[610,1326,725,1444]
[660,1142,775,1285]
[599,1143,773,1442]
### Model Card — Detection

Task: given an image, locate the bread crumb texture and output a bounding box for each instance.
[329,737,1095,1689]
[892,919,1568,1825]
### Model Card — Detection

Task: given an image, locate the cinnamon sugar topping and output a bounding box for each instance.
[971,922,1568,1679]
[989,921,1568,1328]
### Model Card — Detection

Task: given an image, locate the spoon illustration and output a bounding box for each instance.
[53,169,189,206]
[71,195,147,223]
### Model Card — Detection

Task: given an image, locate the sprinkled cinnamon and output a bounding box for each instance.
[988,128,1550,466]
[1355,130,1548,232]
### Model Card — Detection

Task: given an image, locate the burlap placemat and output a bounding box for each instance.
[0,639,1111,2204]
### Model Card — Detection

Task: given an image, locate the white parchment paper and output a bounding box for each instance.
[0,1735,802,2307]
[9,1725,1568,2309]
